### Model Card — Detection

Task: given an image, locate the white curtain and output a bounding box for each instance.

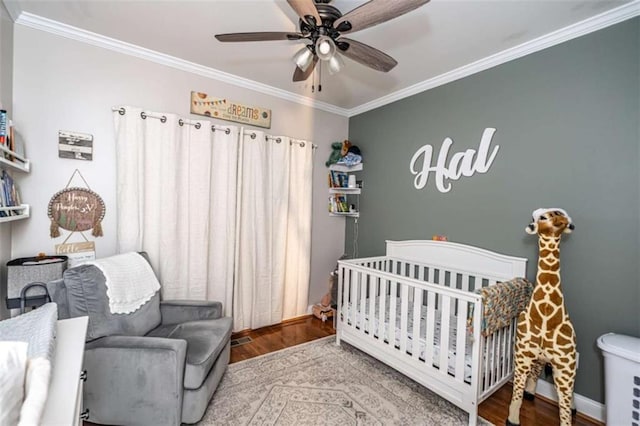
[113,107,313,331]
[113,107,238,312]
[233,130,313,330]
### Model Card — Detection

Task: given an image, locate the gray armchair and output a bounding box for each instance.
[46,257,232,425]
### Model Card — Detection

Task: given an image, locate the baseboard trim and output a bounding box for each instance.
[534,379,605,423]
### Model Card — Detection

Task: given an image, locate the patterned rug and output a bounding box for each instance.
[198,336,492,425]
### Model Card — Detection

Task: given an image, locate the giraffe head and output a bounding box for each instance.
[526,208,574,237]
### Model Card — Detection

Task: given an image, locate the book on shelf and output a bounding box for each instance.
[328,194,348,213]
[0,110,7,147]
[0,170,20,216]
[328,170,349,188]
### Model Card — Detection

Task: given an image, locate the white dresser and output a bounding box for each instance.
[41,317,89,426]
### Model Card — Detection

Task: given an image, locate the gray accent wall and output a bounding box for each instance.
[347,18,639,403]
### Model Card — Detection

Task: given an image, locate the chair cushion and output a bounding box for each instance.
[63,264,161,341]
[146,317,232,389]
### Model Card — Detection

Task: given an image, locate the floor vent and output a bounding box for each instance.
[231,336,253,347]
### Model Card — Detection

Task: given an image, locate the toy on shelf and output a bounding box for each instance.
[326,139,362,167]
[507,208,577,426]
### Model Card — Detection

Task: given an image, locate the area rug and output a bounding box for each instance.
[198,336,492,425]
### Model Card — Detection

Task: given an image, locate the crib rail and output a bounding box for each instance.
[336,255,518,417]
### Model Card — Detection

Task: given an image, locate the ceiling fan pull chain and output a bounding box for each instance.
[318,61,322,92]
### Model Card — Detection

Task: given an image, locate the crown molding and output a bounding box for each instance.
[2,0,22,22]
[11,0,640,119]
[14,12,350,117]
[346,0,640,117]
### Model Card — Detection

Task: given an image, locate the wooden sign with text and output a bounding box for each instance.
[48,187,106,233]
[190,91,271,128]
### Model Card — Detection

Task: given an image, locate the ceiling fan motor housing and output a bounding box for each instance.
[300,3,343,43]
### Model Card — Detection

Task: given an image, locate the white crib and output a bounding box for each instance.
[336,240,528,426]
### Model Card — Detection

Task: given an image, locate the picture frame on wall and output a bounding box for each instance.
[58,130,93,161]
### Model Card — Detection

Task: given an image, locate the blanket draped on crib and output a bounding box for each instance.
[476,277,533,336]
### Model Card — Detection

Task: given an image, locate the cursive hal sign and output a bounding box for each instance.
[409,128,500,193]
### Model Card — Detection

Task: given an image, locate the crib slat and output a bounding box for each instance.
[460,273,470,293]
[379,279,388,343]
[439,294,451,376]
[425,270,436,367]
[389,280,398,348]
[411,287,423,361]
[400,284,409,353]
[350,270,358,327]
[369,277,377,341]
[454,301,468,382]
[360,270,367,336]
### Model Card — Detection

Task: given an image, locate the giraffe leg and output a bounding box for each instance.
[507,352,534,425]
[551,361,576,426]
[524,359,543,400]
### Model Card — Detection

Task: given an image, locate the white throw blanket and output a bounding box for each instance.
[87,252,161,314]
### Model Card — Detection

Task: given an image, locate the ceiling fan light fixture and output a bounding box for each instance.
[293,45,314,72]
[327,53,344,75]
[315,36,336,61]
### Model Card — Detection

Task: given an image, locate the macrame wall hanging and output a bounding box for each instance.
[48,169,106,238]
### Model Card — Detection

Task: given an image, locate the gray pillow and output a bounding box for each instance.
[63,264,161,341]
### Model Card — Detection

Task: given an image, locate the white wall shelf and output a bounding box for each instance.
[329,212,360,218]
[329,187,361,195]
[328,163,362,172]
[0,138,30,223]
[0,144,30,173]
[0,204,30,223]
[327,163,362,217]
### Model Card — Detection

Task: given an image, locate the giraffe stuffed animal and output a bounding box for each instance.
[507,208,577,426]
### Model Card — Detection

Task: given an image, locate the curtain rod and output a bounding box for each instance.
[246,132,317,149]
[113,107,316,147]
[112,107,231,134]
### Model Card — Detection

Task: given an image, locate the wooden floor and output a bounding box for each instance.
[231,316,603,426]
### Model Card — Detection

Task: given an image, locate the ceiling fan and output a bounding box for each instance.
[215,0,430,83]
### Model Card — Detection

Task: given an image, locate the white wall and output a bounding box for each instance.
[0,3,13,319]
[11,25,349,309]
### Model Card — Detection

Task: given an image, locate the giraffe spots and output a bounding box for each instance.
[540,249,559,258]
[539,259,559,271]
[538,273,559,285]
[555,332,573,346]
[548,289,563,306]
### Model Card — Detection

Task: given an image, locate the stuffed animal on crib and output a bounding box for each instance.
[507,208,577,426]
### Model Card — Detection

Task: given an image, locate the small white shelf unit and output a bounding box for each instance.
[328,163,362,218]
[0,143,30,223]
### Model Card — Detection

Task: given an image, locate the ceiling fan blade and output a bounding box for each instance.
[293,56,318,82]
[215,32,303,42]
[337,38,397,72]
[334,0,430,34]
[287,0,322,26]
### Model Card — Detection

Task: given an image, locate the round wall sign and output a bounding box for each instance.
[48,187,106,237]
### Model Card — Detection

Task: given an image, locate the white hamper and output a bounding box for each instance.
[597,333,640,426]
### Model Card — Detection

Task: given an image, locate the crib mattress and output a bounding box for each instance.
[344,299,473,382]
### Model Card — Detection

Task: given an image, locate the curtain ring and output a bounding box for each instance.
[250,133,256,139]
[211,125,216,132]
[195,122,201,129]
[225,128,231,135]
[178,119,184,126]
[140,111,147,119]
[276,138,282,143]
[300,142,305,147]
[160,115,167,123]
[118,107,125,115]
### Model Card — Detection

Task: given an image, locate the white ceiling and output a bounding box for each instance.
[6,0,639,114]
